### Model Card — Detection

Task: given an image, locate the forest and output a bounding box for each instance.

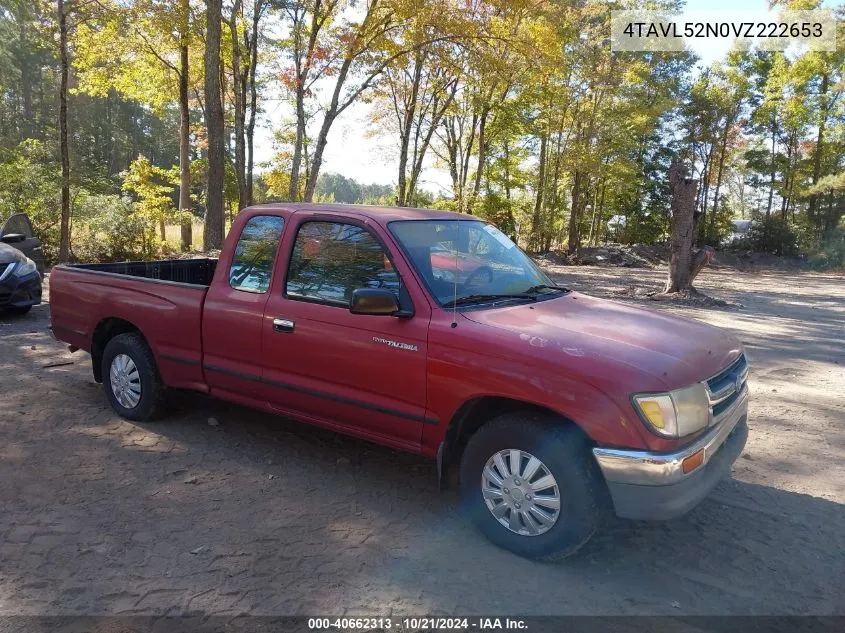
[0,0,842,269]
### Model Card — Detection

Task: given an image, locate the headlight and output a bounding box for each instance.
[632,383,711,439]
[13,257,37,277]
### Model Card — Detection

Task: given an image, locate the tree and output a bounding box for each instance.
[279,0,467,203]
[373,46,458,206]
[72,0,200,251]
[227,0,267,210]
[1,0,842,270]
[664,159,713,294]
[245,0,267,206]
[228,0,246,212]
[178,0,192,249]
[122,155,178,255]
[204,0,224,250]
[57,0,71,262]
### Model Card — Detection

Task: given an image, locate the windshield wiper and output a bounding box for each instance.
[523,284,570,295]
[443,293,536,308]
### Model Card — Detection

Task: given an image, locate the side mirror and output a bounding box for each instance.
[0,233,26,244]
[350,288,400,316]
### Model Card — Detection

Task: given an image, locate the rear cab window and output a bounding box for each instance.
[229,215,285,293]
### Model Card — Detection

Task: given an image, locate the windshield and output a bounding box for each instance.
[389,219,560,307]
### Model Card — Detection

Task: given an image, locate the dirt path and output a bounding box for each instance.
[0,266,843,616]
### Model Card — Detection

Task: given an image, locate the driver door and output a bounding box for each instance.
[260,215,432,450]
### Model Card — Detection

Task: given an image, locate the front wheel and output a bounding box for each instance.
[102,332,165,421]
[459,413,603,560]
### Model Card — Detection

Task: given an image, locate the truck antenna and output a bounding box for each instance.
[451,245,458,328]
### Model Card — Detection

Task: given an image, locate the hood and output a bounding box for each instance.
[0,243,26,265]
[461,292,742,390]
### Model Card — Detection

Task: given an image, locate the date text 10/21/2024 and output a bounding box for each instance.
[307,617,529,631]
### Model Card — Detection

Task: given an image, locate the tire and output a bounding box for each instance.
[459,412,603,560]
[4,305,32,315]
[101,332,166,422]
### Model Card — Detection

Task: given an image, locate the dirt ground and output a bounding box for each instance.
[0,265,843,617]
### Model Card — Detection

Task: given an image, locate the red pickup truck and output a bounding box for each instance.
[50,203,749,559]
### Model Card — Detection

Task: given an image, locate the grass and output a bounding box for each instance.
[163,220,205,251]
[163,218,238,253]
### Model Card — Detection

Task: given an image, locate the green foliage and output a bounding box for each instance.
[0,0,842,267]
[478,192,518,238]
[618,211,668,246]
[700,202,737,248]
[121,155,179,256]
[737,215,800,256]
[72,193,148,262]
[806,225,845,271]
[0,139,61,261]
[314,173,394,205]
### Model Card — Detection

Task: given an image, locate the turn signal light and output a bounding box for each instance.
[682,449,705,474]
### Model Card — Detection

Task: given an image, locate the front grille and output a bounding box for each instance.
[706,353,748,420]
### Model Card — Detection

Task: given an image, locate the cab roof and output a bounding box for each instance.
[245,202,477,226]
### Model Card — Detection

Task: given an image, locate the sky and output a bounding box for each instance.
[252,0,826,191]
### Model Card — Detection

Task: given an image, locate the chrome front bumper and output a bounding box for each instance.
[592,385,749,519]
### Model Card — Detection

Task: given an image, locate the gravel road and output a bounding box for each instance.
[0,265,843,616]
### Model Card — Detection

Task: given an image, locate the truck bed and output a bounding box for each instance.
[49,258,216,393]
[67,258,217,286]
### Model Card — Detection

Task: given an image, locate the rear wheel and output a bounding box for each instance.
[459,412,602,560]
[102,332,165,421]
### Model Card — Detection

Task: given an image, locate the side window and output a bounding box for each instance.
[229,215,285,293]
[286,221,399,306]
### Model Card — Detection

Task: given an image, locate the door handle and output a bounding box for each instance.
[273,318,295,333]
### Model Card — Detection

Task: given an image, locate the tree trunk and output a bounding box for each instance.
[503,139,511,201]
[766,119,776,218]
[407,81,455,201]
[567,170,582,254]
[467,106,490,214]
[245,0,262,206]
[204,0,225,250]
[58,0,71,263]
[443,118,460,210]
[178,0,192,251]
[18,13,33,139]
[547,129,563,251]
[303,43,362,202]
[229,0,247,213]
[287,3,324,202]
[781,132,795,221]
[289,86,306,201]
[397,53,423,207]
[693,147,712,243]
[807,72,828,222]
[460,113,478,213]
[595,178,607,246]
[529,133,547,251]
[587,177,601,246]
[304,111,336,202]
[664,160,702,293]
[709,115,732,237]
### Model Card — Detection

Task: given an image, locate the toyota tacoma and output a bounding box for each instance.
[50,203,749,559]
